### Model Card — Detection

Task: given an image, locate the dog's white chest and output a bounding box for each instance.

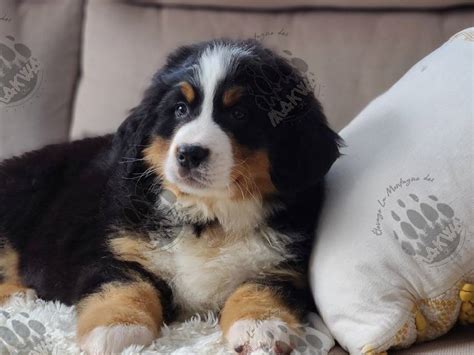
[146,226,288,319]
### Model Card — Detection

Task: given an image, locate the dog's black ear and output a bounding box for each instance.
[109,89,158,170]
[268,104,342,195]
[104,82,170,227]
[104,44,201,226]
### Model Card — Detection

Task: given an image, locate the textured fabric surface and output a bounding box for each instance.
[0,0,84,160]
[311,28,474,354]
[0,294,335,354]
[329,326,474,355]
[70,0,474,139]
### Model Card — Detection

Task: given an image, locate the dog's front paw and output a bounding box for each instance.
[0,284,37,305]
[226,318,297,355]
[79,325,155,355]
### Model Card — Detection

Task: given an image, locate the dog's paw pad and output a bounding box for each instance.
[79,325,155,354]
[226,319,295,354]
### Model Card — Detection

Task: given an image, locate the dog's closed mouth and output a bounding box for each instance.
[176,168,208,188]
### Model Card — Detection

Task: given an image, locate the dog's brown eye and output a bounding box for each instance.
[232,108,247,121]
[175,103,188,119]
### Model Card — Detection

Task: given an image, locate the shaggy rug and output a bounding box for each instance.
[0,293,334,354]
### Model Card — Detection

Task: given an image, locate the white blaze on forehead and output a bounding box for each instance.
[197,44,249,119]
[166,44,251,195]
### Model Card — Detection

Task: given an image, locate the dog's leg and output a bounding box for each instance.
[77,281,164,355]
[0,283,37,304]
[0,243,37,305]
[220,283,304,355]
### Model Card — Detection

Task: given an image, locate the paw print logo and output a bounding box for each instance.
[152,189,188,251]
[0,35,42,107]
[0,311,47,354]
[244,49,317,127]
[390,194,464,265]
[281,49,318,93]
[239,319,332,355]
[269,323,328,355]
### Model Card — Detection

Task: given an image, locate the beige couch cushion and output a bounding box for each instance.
[329,326,474,354]
[0,0,84,160]
[70,0,474,139]
[134,0,474,9]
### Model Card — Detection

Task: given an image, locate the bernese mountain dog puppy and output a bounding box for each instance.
[0,39,341,354]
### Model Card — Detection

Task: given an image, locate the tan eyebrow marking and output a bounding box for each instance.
[223,86,244,107]
[179,81,195,103]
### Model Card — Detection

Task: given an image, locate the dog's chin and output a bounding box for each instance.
[165,168,229,198]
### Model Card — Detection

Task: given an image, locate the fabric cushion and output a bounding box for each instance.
[132,0,474,10]
[395,325,474,355]
[0,0,84,160]
[311,28,474,354]
[329,326,474,355]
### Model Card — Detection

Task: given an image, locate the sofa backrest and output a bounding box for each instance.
[1,0,473,159]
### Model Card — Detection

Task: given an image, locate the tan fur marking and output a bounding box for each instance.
[0,284,29,305]
[223,86,243,107]
[77,282,163,339]
[0,243,30,304]
[200,223,226,249]
[220,283,300,336]
[180,81,195,103]
[230,143,276,201]
[0,244,20,284]
[143,136,171,179]
[109,235,152,269]
[143,137,185,201]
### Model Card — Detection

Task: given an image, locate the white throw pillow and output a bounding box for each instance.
[310,28,474,354]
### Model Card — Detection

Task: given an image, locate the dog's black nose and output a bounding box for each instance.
[176,145,210,169]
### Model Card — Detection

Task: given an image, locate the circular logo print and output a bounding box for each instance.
[153,189,187,251]
[0,310,47,353]
[390,194,465,265]
[0,35,42,107]
[244,49,317,127]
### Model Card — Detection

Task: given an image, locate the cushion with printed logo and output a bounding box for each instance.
[310,28,474,354]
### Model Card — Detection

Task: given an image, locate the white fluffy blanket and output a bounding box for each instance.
[0,294,334,354]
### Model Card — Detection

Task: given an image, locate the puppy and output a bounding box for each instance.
[0,39,341,354]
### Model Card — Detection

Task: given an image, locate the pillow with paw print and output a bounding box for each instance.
[310,28,474,354]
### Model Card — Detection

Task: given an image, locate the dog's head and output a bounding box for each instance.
[114,40,341,206]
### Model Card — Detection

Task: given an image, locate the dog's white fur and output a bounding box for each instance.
[79,325,155,354]
[146,223,294,319]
